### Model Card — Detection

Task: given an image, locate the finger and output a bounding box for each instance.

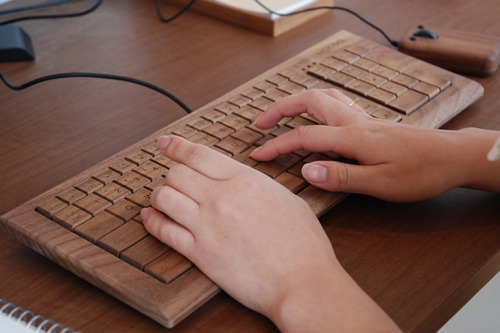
[301,161,404,201]
[251,125,356,161]
[321,89,366,114]
[301,161,375,195]
[158,135,243,180]
[141,207,195,257]
[254,89,365,129]
[150,185,200,228]
[163,162,217,204]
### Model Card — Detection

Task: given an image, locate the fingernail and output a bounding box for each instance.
[249,146,262,157]
[141,208,150,221]
[302,164,327,183]
[158,135,171,151]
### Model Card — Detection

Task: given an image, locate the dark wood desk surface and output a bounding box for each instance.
[1,0,499,332]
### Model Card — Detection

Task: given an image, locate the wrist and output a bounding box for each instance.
[270,265,401,333]
[455,128,500,192]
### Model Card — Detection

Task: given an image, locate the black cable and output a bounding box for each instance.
[0,71,193,114]
[154,0,197,23]
[0,0,103,26]
[253,0,398,47]
[0,0,74,16]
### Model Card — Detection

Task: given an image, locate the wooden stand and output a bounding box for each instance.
[167,0,334,36]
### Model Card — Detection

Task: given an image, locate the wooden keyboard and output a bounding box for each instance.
[0,30,483,328]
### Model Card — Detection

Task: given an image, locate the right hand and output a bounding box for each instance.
[251,89,500,201]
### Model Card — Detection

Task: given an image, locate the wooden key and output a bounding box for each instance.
[290,72,320,88]
[57,187,86,204]
[144,177,166,191]
[321,57,348,71]
[97,221,148,256]
[36,197,68,218]
[202,109,226,123]
[275,172,307,193]
[126,150,153,166]
[265,87,290,101]
[93,168,121,184]
[228,94,252,107]
[188,117,212,131]
[109,159,136,175]
[95,182,131,204]
[278,81,306,94]
[266,73,288,86]
[74,193,111,216]
[127,187,152,208]
[253,80,276,93]
[145,250,193,284]
[172,125,198,138]
[404,67,451,90]
[214,102,240,114]
[121,235,170,270]
[365,48,413,72]
[250,96,274,111]
[332,49,360,64]
[352,58,379,71]
[379,81,408,97]
[75,211,124,243]
[327,72,356,87]
[242,87,265,100]
[140,141,161,156]
[133,160,167,181]
[372,65,399,80]
[346,80,376,96]
[235,105,263,120]
[341,65,367,79]
[412,81,440,98]
[75,177,103,194]
[202,122,235,140]
[53,205,92,230]
[215,136,248,155]
[152,154,177,169]
[220,113,250,130]
[392,73,419,88]
[368,89,397,105]
[189,132,219,146]
[106,199,142,222]
[389,90,429,115]
[307,64,335,79]
[115,171,150,192]
[371,108,403,122]
[360,72,387,87]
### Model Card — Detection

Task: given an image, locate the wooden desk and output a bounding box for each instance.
[1,0,499,332]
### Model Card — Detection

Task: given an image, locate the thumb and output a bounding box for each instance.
[301,161,367,194]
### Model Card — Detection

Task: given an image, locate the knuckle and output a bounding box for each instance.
[331,163,350,190]
[185,142,211,163]
[294,125,314,141]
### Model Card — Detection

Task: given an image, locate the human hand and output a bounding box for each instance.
[251,89,500,201]
[142,135,400,332]
[141,135,335,326]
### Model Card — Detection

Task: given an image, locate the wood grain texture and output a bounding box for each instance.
[0,0,499,332]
